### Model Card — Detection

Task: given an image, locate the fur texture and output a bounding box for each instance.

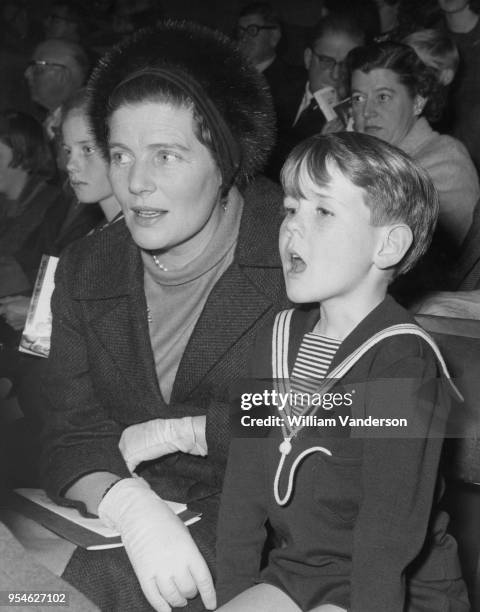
[87,20,276,182]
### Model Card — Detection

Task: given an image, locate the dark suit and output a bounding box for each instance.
[267,85,329,181]
[262,57,305,135]
[262,59,305,181]
[40,176,288,611]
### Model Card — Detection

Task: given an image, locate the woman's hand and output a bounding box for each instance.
[119,416,207,472]
[0,295,30,330]
[98,477,216,611]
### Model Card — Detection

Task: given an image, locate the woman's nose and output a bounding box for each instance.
[363,97,377,119]
[128,161,155,196]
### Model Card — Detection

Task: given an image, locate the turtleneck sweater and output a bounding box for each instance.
[141,188,243,403]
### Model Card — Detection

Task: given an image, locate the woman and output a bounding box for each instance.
[0,91,120,333]
[40,21,285,612]
[349,41,479,250]
[1,91,123,494]
[0,110,62,300]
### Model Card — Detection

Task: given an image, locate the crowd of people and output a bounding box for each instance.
[1,1,480,611]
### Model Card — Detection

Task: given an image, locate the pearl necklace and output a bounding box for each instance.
[152,254,168,272]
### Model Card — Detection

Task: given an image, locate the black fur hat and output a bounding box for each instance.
[88,20,276,185]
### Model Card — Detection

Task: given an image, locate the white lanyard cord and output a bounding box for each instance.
[274,440,332,506]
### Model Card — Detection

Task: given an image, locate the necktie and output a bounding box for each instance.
[293,98,325,139]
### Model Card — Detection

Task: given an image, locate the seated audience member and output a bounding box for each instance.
[350,41,479,252]
[42,3,85,43]
[215,132,469,612]
[403,28,459,86]
[236,2,304,138]
[272,15,365,177]
[40,21,285,612]
[24,38,89,144]
[0,2,41,117]
[403,28,459,132]
[438,0,480,171]
[0,89,119,336]
[322,0,380,42]
[0,90,115,494]
[374,0,401,40]
[0,111,63,301]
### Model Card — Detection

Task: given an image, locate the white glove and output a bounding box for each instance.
[98,477,216,612]
[119,416,207,473]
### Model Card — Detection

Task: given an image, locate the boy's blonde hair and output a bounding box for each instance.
[281,132,439,276]
[403,29,459,86]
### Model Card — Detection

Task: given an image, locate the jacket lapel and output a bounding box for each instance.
[172,262,274,401]
[78,228,164,417]
[171,178,285,401]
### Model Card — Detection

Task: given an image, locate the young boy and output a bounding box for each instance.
[215,133,469,612]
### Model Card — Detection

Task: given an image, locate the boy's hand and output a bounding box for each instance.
[98,477,216,611]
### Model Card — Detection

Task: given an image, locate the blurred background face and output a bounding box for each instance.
[44,4,79,40]
[351,68,418,146]
[305,30,360,98]
[25,42,75,111]
[107,101,222,254]
[62,111,113,204]
[237,13,279,64]
[0,141,27,199]
[438,0,470,12]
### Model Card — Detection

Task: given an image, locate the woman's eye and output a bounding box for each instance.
[316,207,333,217]
[281,206,296,217]
[82,145,95,155]
[154,150,179,164]
[110,151,131,166]
[351,94,364,105]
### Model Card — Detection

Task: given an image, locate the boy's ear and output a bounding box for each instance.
[374,224,413,270]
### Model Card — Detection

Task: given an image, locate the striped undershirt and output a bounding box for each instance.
[289,331,341,415]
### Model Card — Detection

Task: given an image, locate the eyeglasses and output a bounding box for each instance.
[311,50,347,74]
[25,60,70,77]
[236,24,277,39]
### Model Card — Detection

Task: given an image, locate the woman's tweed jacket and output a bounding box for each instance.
[40,176,288,611]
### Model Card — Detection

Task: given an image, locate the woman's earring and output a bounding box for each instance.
[414,97,426,116]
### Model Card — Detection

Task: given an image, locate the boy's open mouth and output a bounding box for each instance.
[288,251,306,274]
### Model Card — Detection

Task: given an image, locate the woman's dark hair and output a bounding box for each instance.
[347,41,446,122]
[0,110,55,178]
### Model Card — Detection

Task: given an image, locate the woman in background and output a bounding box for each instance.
[0,110,61,302]
[349,41,478,250]
[0,90,121,333]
